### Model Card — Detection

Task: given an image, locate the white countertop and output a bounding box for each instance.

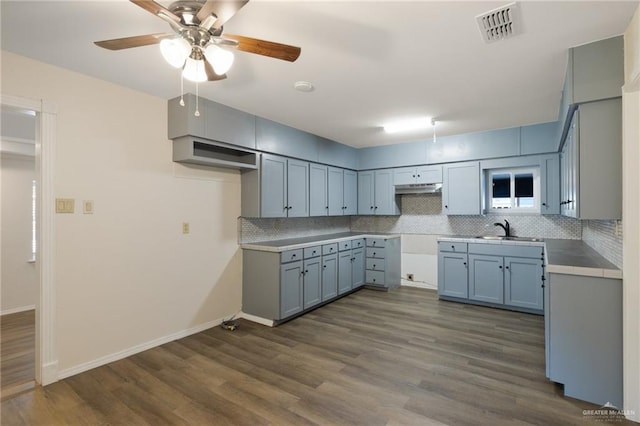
[241,232,401,252]
[437,236,621,279]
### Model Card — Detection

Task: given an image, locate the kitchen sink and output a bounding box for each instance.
[474,236,543,242]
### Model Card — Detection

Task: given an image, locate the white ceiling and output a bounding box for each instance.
[1,1,637,148]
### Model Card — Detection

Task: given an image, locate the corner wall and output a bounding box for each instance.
[1,51,242,378]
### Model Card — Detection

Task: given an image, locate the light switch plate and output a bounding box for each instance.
[182,222,190,234]
[56,198,74,213]
[83,200,94,214]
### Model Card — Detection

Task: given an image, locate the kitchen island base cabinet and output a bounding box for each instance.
[546,273,622,408]
[364,237,401,290]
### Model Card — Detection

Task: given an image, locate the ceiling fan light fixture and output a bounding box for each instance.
[183,57,208,82]
[160,38,191,68]
[204,44,234,75]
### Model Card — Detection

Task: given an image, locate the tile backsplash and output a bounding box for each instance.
[582,219,623,268]
[350,195,582,239]
[239,216,350,243]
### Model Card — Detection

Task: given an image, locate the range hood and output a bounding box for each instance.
[395,183,442,194]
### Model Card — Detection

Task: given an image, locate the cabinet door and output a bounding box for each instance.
[416,165,443,184]
[321,254,338,301]
[328,167,345,216]
[261,154,287,218]
[504,256,543,311]
[352,247,365,288]
[303,258,322,309]
[338,251,353,295]
[374,169,399,215]
[437,252,468,298]
[343,170,358,215]
[442,162,480,215]
[468,254,504,304]
[540,154,560,215]
[392,167,417,185]
[280,261,303,318]
[358,171,375,215]
[287,159,309,217]
[309,164,328,217]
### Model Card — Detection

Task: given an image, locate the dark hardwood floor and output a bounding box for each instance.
[0,288,630,425]
[1,310,35,394]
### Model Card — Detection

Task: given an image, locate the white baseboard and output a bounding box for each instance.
[1,305,35,316]
[41,361,59,386]
[56,316,231,381]
[401,279,437,290]
[238,312,274,327]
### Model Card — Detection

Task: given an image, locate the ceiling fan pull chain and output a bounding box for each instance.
[179,72,185,107]
[194,82,200,117]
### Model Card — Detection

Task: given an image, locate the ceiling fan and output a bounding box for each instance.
[94,0,301,82]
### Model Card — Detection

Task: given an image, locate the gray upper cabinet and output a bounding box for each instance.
[393,165,443,185]
[248,153,309,218]
[317,137,359,170]
[328,167,345,216]
[520,122,558,155]
[255,117,319,162]
[309,163,329,217]
[168,94,256,149]
[428,127,520,164]
[442,161,481,215]
[343,170,358,215]
[561,98,622,219]
[359,170,400,215]
[540,153,560,215]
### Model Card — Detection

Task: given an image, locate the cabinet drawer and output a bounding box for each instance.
[366,270,385,285]
[438,241,468,253]
[322,243,338,255]
[468,243,543,258]
[366,238,386,248]
[366,247,386,259]
[338,240,352,252]
[303,246,321,259]
[281,249,303,263]
[366,259,385,271]
[351,238,365,249]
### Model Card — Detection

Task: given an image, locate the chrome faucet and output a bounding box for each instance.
[494,219,511,237]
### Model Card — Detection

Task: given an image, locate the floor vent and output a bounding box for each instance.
[476,2,519,43]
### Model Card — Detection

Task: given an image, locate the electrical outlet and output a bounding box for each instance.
[182,222,190,234]
[83,200,94,214]
[407,273,414,281]
[55,198,74,213]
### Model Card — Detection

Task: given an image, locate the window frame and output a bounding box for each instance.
[484,167,541,214]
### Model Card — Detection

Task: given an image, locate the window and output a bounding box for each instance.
[485,167,539,213]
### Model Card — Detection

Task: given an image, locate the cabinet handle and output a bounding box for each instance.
[323,265,327,269]
[451,245,455,250]
[374,206,378,209]
[326,206,329,209]
[412,175,415,178]
[370,206,374,210]
[463,262,467,267]
[542,202,547,207]
[351,257,355,261]
[499,265,503,269]
[305,270,308,273]
[505,266,510,270]
[444,205,448,209]
[417,174,420,178]
[292,254,296,258]
[373,264,376,268]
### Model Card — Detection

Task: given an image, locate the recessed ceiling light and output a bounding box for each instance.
[294,81,314,92]
[383,117,433,134]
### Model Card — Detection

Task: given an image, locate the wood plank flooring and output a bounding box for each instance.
[1,310,35,391]
[1,288,632,425]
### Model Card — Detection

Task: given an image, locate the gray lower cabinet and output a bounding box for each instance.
[338,250,353,295]
[364,237,401,289]
[437,241,544,313]
[352,246,365,288]
[280,260,304,318]
[437,242,468,299]
[322,254,338,301]
[546,273,622,408]
[302,257,322,309]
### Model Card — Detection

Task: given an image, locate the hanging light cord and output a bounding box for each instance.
[432,119,437,143]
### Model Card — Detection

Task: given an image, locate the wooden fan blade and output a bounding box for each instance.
[223,34,301,62]
[130,0,181,23]
[204,61,228,81]
[197,0,248,29]
[94,33,173,50]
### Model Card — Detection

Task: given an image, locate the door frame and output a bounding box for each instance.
[2,93,58,385]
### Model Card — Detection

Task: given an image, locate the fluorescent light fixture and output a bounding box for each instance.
[383,117,433,134]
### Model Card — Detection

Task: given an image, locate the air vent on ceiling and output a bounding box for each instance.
[476,2,519,43]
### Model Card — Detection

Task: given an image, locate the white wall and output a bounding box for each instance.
[1,51,242,377]
[623,6,640,421]
[401,234,438,289]
[1,153,37,314]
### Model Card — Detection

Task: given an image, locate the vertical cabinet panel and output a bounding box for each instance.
[303,258,322,309]
[540,154,560,215]
[437,252,468,298]
[321,254,338,301]
[280,261,303,318]
[468,254,504,304]
[343,170,358,215]
[287,159,309,217]
[358,171,375,215]
[442,162,481,215]
[338,251,353,295]
[328,167,345,216]
[309,164,328,217]
[504,256,543,311]
[261,154,288,218]
[352,247,365,288]
[374,169,398,215]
